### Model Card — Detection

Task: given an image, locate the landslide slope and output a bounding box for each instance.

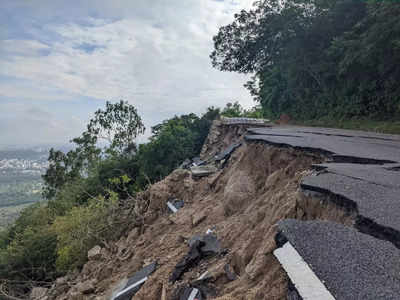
[46,123,351,300]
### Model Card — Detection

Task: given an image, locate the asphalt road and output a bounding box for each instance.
[246,126,400,163]
[277,219,400,300]
[245,126,400,245]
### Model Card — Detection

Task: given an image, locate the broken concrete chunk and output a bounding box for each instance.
[179,159,192,169]
[167,201,179,213]
[214,143,242,162]
[188,234,221,256]
[192,157,206,167]
[197,271,209,281]
[172,280,217,300]
[173,199,185,210]
[190,165,218,178]
[170,234,222,283]
[167,199,185,213]
[173,285,202,300]
[87,245,102,261]
[170,240,204,283]
[112,262,157,300]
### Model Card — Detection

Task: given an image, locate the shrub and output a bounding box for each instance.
[52,192,119,272]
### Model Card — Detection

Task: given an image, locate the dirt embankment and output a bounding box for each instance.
[45,125,354,300]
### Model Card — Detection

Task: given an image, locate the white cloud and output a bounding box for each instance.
[0,0,256,146]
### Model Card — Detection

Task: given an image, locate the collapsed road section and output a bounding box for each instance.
[245,125,400,247]
[245,125,400,299]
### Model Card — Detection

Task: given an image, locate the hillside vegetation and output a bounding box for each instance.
[211,0,400,123]
[0,100,253,297]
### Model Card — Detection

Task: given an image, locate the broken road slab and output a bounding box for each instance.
[311,162,400,189]
[276,219,400,300]
[302,171,400,246]
[112,262,157,300]
[188,233,221,256]
[170,234,222,283]
[214,142,242,162]
[192,157,206,167]
[245,126,400,163]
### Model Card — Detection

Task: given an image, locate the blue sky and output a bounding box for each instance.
[0,0,254,147]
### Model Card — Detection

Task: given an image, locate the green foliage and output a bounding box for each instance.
[221,101,265,118]
[137,107,219,185]
[42,100,144,200]
[52,193,118,272]
[84,100,145,155]
[221,102,244,117]
[211,0,400,120]
[0,204,57,282]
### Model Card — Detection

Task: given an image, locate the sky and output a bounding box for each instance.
[0,0,255,148]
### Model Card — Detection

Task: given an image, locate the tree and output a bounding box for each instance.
[137,107,220,185]
[328,1,400,118]
[211,0,369,120]
[42,100,144,200]
[221,102,244,117]
[84,100,145,155]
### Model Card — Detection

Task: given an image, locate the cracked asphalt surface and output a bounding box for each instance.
[277,219,400,300]
[246,126,400,240]
[246,126,400,163]
[247,126,400,299]
[302,173,400,232]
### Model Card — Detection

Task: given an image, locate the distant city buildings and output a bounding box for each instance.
[0,158,48,175]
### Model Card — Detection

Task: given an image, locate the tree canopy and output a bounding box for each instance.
[211,0,400,120]
[42,100,144,200]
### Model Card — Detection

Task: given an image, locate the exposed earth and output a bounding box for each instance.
[38,121,400,300]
